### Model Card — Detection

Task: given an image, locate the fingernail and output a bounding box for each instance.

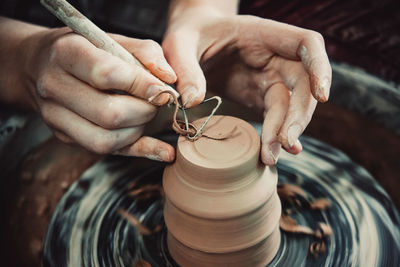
[263,142,281,165]
[181,86,197,107]
[147,85,171,105]
[157,59,177,81]
[288,124,302,148]
[295,139,303,151]
[146,85,163,99]
[159,150,171,162]
[269,142,281,163]
[317,78,329,101]
[145,154,163,162]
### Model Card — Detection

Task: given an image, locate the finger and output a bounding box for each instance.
[41,101,144,154]
[114,136,175,162]
[261,82,290,165]
[256,19,332,101]
[297,34,332,102]
[51,34,173,105]
[162,33,206,107]
[38,70,157,129]
[110,34,177,84]
[284,139,302,155]
[278,69,317,151]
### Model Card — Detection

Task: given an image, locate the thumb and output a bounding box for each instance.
[162,33,206,108]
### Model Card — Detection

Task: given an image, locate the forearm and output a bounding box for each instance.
[0,16,47,108]
[167,0,239,25]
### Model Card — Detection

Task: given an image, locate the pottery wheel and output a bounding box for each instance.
[42,129,400,267]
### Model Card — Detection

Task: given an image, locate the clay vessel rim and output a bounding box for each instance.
[176,147,258,170]
[177,116,260,171]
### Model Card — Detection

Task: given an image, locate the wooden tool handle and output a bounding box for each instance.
[41,0,179,101]
[41,0,143,66]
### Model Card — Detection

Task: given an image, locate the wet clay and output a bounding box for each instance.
[163,115,281,266]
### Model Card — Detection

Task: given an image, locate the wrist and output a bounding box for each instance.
[0,18,48,110]
[167,0,238,30]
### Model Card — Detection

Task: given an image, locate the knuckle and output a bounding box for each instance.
[314,32,325,43]
[305,30,324,44]
[90,62,115,88]
[50,35,76,63]
[36,74,53,98]
[141,39,161,51]
[36,71,57,98]
[90,60,131,89]
[50,37,68,59]
[100,104,124,129]
[92,134,115,154]
[124,67,147,95]
[133,139,146,155]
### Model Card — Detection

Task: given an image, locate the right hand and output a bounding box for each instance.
[21,27,177,162]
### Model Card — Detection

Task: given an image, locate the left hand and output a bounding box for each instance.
[162,7,332,165]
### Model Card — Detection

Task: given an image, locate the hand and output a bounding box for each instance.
[20,27,177,161]
[163,9,332,165]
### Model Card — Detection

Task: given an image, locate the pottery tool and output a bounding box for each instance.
[40,0,178,99]
[149,90,228,141]
[41,0,226,136]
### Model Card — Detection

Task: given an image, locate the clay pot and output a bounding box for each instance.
[163,116,281,267]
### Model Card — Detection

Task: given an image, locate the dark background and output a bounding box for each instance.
[1,0,399,266]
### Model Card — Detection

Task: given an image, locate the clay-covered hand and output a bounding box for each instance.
[163,8,332,165]
[20,27,177,161]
